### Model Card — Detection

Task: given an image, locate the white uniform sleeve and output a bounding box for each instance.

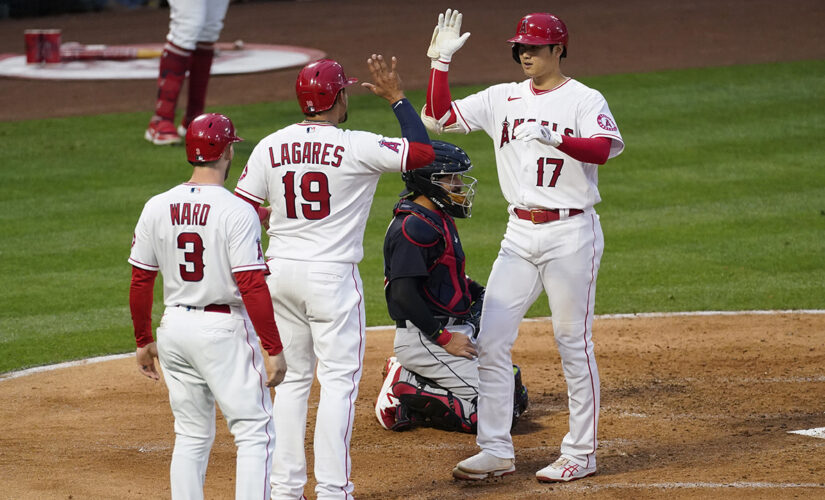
[226,202,267,273]
[234,141,270,204]
[578,90,625,159]
[347,130,411,174]
[451,85,500,136]
[128,202,159,271]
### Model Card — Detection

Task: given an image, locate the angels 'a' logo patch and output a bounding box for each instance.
[379,139,400,153]
[597,114,618,132]
[238,164,249,181]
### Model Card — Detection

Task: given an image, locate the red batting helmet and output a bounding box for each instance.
[186,113,243,163]
[295,58,358,115]
[507,13,568,63]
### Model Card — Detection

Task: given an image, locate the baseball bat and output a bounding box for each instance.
[58,41,244,62]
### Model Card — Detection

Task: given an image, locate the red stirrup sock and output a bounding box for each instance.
[153,42,192,122]
[183,42,215,127]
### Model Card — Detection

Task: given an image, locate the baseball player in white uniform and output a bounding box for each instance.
[234,55,434,499]
[422,10,625,482]
[129,113,287,499]
[145,0,231,145]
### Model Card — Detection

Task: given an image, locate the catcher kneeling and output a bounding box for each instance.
[376,141,528,433]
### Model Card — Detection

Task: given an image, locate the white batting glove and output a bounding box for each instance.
[428,8,471,70]
[514,122,563,147]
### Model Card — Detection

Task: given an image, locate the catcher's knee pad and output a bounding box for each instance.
[512,364,529,428]
[391,381,477,433]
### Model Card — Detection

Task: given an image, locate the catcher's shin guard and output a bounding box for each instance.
[512,364,529,428]
[391,380,477,433]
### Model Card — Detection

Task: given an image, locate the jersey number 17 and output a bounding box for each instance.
[536,157,564,187]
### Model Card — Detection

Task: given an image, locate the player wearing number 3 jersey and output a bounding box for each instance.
[235,55,434,499]
[129,113,287,499]
[423,10,625,482]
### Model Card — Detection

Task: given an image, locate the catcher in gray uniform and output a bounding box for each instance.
[374,141,528,433]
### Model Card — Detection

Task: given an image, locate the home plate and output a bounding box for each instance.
[0,42,324,80]
[788,427,825,439]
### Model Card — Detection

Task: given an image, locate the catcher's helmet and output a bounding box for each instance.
[402,141,477,218]
[186,113,243,163]
[507,13,568,63]
[295,58,358,115]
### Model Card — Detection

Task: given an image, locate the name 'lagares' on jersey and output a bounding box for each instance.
[268,141,345,168]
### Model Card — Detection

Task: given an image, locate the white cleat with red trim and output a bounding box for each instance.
[453,451,515,480]
[374,356,403,430]
[536,456,596,482]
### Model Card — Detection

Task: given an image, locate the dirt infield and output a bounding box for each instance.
[1,0,825,498]
[2,313,825,499]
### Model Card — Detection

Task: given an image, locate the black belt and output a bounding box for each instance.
[177,304,231,314]
[514,208,583,224]
[396,316,465,329]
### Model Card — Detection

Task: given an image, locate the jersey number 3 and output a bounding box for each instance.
[282,171,331,220]
[536,158,564,187]
[177,232,204,282]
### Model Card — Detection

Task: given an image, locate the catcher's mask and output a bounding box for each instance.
[185,113,243,163]
[401,141,477,218]
[507,12,568,63]
[295,58,358,115]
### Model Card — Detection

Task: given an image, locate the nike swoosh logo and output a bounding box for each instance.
[508,96,522,101]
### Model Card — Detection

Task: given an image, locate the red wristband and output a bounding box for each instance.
[434,328,453,346]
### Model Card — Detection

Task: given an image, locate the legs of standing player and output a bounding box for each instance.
[268,259,366,500]
[475,228,545,461]
[541,212,603,468]
[157,307,276,499]
[179,0,227,134]
[148,0,229,144]
[267,272,316,499]
[203,312,275,499]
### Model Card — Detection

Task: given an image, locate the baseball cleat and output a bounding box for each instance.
[374,356,402,430]
[535,456,596,482]
[145,119,182,145]
[452,451,515,480]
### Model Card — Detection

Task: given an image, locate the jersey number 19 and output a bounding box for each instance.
[282,171,331,220]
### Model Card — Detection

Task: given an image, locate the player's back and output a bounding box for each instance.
[239,122,409,264]
[136,183,254,307]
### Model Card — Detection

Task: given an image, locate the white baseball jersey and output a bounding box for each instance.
[129,183,266,306]
[451,78,624,210]
[235,122,411,263]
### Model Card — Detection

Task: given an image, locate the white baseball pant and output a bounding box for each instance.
[266,259,366,500]
[476,209,603,468]
[157,305,275,500]
[166,0,230,50]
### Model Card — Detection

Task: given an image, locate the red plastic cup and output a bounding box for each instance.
[24,29,42,64]
[40,29,62,63]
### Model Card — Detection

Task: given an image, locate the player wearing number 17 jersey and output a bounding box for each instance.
[235,56,434,499]
[422,10,625,482]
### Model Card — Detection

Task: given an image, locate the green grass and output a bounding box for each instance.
[1,60,824,373]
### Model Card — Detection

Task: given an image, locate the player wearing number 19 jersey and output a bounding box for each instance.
[423,10,624,482]
[235,56,433,500]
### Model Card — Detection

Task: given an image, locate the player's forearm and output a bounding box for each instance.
[557,136,612,165]
[129,266,157,347]
[425,68,457,126]
[235,270,283,356]
[392,98,435,168]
